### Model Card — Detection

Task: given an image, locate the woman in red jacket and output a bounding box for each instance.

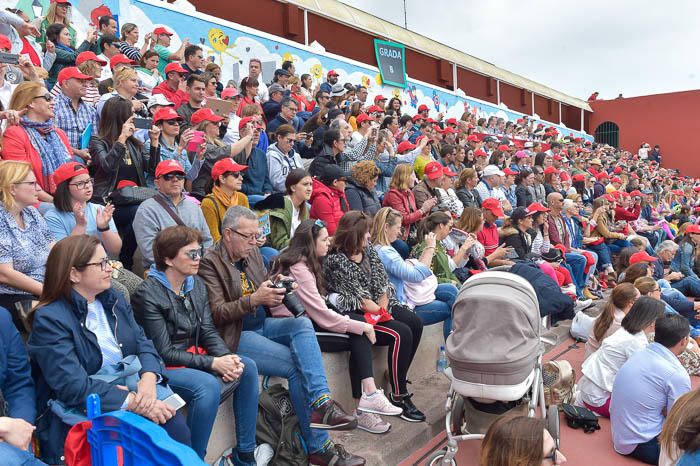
[309,164,348,236]
[382,164,436,259]
[2,81,72,202]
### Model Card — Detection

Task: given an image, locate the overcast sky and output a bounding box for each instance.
[338,0,700,101]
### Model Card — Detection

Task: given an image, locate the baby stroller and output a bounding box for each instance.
[426,271,559,465]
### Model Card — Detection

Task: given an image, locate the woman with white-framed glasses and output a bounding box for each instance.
[0,160,54,310]
[480,415,566,466]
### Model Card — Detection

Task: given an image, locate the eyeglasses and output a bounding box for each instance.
[284,106,298,112]
[228,228,259,243]
[78,257,110,271]
[13,180,39,188]
[318,95,330,100]
[543,448,561,463]
[160,173,185,181]
[33,94,52,102]
[69,178,94,190]
[224,172,243,179]
[184,247,204,261]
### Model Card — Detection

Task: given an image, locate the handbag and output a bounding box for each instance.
[402,258,438,307]
[109,185,157,205]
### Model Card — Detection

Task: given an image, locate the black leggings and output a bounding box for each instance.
[315,308,423,398]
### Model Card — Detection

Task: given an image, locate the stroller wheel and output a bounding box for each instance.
[450,396,465,435]
[546,405,561,449]
[426,449,456,466]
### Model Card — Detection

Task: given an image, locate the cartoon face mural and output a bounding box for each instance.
[207,28,238,64]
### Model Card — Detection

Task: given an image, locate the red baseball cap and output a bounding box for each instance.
[482,198,505,218]
[415,135,429,144]
[417,104,429,112]
[51,0,72,4]
[191,108,224,125]
[238,116,255,130]
[503,167,518,176]
[327,70,339,77]
[211,158,248,181]
[613,166,623,174]
[221,87,240,99]
[686,225,700,235]
[164,62,187,75]
[397,141,416,153]
[424,161,444,180]
[76,51,106,66]
[543,166,560,175]
[572,173,586,182]
[629,190,643,197]
[497,144,511,152]
[373,94,387,103]
[553,154,564,161]
[443,166,458,177]
[152,107,183,125]
[0,35,10,52]
[611,177,622,184]
[629,251,658,265]
[595,172,609,181]
[412,114,424,122]
[442,127,458,135]
[53,162,88,186]
[425,118,436,124]
[57,67,91,85]
[467,135,479,142]
[474,149,488,158]
[153,26,173,36]
[155,160,185,178]
[446,118,458,125]
[527,202,550,214]
[117,180,137,189]
[109,54,136,70]
[356,113,374,124]
[366,105,383,114]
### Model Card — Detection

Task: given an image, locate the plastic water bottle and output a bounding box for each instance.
[437,345,448,373]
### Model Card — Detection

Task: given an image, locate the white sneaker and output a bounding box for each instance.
[356,410,391,434]
[357,389,403,416]
[574,298,593,313]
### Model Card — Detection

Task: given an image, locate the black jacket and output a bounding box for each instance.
[309,143,342,178]
[456,187,481,209]
[515,184,533,208]
[345,179,381,216]
[89,136,160,203]
[131,275,231,371]
[502,226,535,260]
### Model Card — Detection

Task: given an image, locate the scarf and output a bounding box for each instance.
[55,42,74,54]
[21,117,71,193]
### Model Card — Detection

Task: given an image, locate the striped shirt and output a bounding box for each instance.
[53,93,98,150]
[85,299,123,368]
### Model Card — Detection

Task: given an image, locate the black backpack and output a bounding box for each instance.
[256,384,308,465]
[561,403,600,433]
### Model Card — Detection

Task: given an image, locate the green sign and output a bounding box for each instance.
[374,39,407,88]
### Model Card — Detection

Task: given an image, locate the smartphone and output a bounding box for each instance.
[133,118,153,130]
[163,393,186,410]
[0,52,19,65]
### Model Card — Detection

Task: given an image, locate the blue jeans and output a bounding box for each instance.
[0,442,46,466]
[165,359,259,459]
[564,252,587,297]
[627,435,660,465]
[260,246,279,270]
[607,238,632,255]
[585,242,611,270]
[671,276,700,297]
[237,317,330,453]
[413,283,458,340]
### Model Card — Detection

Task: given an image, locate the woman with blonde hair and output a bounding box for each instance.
[382,163,435,258]
[0,160,54,310]
[480,415,566,466]
[2,81,72,200]
[372,207,457,340]
[96,67,148,120]
[37,0,77,48]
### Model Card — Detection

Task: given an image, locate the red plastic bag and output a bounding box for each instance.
[64,421,92,466]
[364,308,393,326]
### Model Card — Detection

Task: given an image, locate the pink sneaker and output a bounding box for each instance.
[357,389,403,416]
[356,411,391,434]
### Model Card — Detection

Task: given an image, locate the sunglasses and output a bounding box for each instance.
[163,119,181,126]
[33,94,52,102]
[184,247,204,261]
[224,172,243,179]
[161,173,185,181]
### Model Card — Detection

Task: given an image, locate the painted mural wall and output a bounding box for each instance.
[4,0,592,141]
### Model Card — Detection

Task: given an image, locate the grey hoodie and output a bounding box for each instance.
[266,143,303,193]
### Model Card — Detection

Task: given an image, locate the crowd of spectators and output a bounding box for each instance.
[0,4,699,466]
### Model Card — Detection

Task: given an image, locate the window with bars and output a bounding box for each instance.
[594,121,619,148]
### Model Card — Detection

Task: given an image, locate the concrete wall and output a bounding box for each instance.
[588,90,700,177]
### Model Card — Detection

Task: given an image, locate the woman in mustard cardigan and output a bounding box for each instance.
[200,158,249,242]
